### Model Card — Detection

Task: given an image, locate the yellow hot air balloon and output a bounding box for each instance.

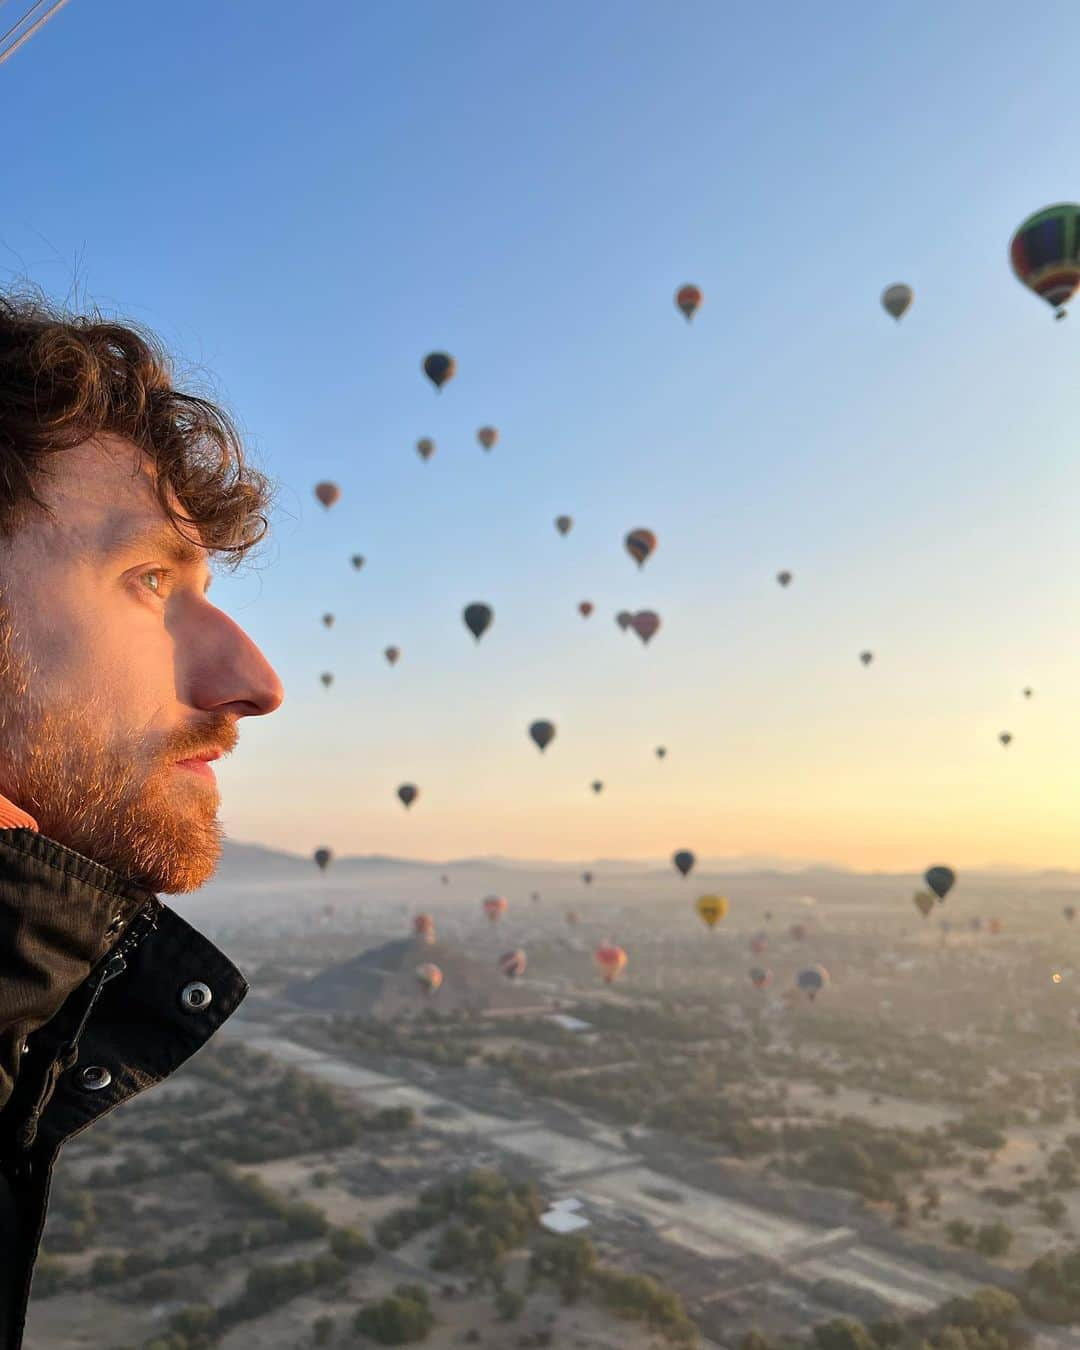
[696,894,729,929]
[913,891,934,919]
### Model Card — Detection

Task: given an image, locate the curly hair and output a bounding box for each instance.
[0,288,274,568]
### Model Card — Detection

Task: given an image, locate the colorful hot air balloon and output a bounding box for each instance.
[594,942,627,984]
[655,746,667,760]
[315,482,340,509]
[423,352,456,389]
[913,891,934,919]
[529,720,556,752]
[313,847,332,872]
[499,949,527,979]
[579,601,594,618]
[463,603,494,641]
[616,611,633,631]
[696,894,728,929]
[999,732,1013,746]
[1010,205,1080,319]
[416,962,443,994]
[591,781,604,794]
[555,515,573,536]
[675,284,703,321]
[749,966,772,991]
[482,895,508,923]
[414,913,436,942]
[1066,905,1077,922]
[322,614,334,629]
[860,651,874,667]
[477,426,498,451]
[351,554,365,570]
[630,611,661,645]
[881,284,913,321]
[924,866,955,901]
[749,932,767,956]
[320,672,333,688]
[398,783,419,809]
[673,850,695,878]
[797,964,829,1001]
[384,646,401,666]
[416,437,436,461]
[777,571,793,588]
[582,871,594,886]
[625,528,657,569]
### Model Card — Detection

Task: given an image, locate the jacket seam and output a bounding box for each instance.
[0,832,151,906]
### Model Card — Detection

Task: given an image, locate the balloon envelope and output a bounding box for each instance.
[630,611,661,644]
[499,949,527,979]
[673,849,695,877]
[415,962,442,993]
[860,651,874,666]
[351,555,365,570]
[924,866,955,901]
[314,848,332,871]
[422,352,456,389]
[625,528,657,568]
[655,746,667,759]
[594,943,627,983]
[999,732,1013,746]
[483,895,508,922]
[696,894,728,929]
[591,781,604,794]
[881,284,913,320]
[777,571,793,587]
[322,614,334,629]
[675,284,703,321]
[749,966,772,990]
[320,672,333,688]
[464,603,494,641]
[314,482,340,509]
[477,426,498,450]
[579,601,594,618]
[385,647,401,665]
[913,891,934,919]
[398,783,419,809]
[797,964,829,998]
[1066,905,1077,922]
[1010,205,1080,316]
[555,515,573,536]
[529,720,556,752]
[616,611,633,631]
[414,913,436,942]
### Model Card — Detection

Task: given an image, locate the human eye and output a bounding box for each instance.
[135,567,176,598]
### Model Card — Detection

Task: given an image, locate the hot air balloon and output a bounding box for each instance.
[385,647,401,666]
[881,284,913,321]
[913,891,934,919]
[1010,205,1080,319]
[860,651,874,667]
[483,895,508,923]
[320,672,333,688]
[797,964,829,1001]
[1066,905,1076,922]
[422,352,456,390]
[630,611,661,645]
[579,602,594,618]
[477,427,498,451]
[749,932,767,956]
[988,918,1003,935]
[925,866,955,901]
[582,871,594,886]
[530,891,541,904]
[591,781,604,794]
[441,875,450,887]
[655,746,667,760]
[499,950,527,979]
[616,611,633,631]
[416,962,443,994]
[529,720,556,752]
[351,555,365,570]
[673,850,695,878]
[696,894,728,929]
[999,732,1013,746]
[398,783,419,809]
[764,909,773,923]
[313,847,332,872]
[625,528,657,569]
[789,923,808,941]
[675,284,703,321]
[970,916,983,933]
[416,437,436,461]
[322,614,334,629]
[777,571,793,588]
[414,913,436,942]
[1023,688,1033,699]
[555,516,573,536]
[594,942,627,984]
[749,966,772,990]
[315,482,340,509]
[463,603,494,641]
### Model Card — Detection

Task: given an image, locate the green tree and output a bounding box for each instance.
[946,1218,975,1246]
[495,1287,525,1321]
[975,1220,1014,1258]
[813,1318,876,1350]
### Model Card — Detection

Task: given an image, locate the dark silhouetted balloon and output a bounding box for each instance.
[464,603,494,641]
[924,866,955,901]
[529,720,556,752]
[1065,905,1076,922]
[591,780,604,794]
[398,783,419,809]
[1023,687,1033,699]
[320,672,333,688]
[881,284,913,320]
[631,610,661,644]
[999,732,1013,746]
[423,352,456,390]
[416,438,435,461]
[322,614,334,629]
[477,426,498,450]
[673,849,695,878]
[315,482,340,509]
[1010,205,1080,318]
[579,601,594,618]
[616,611,633,631]
[555,515,573,536]
[385,646,401,666]
[351,555,365,570]
[777,571,793,587]
[625,528,657,568]
[750,966,771,990]
[675,284,703,321]
[582,871,594,886]
[860,651,874,666]
[314,848,332,871]
[655,746,667,759]
[797,964,829,1000]
[913,891,934,919]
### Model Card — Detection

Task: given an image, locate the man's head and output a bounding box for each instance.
[0,290,284,894]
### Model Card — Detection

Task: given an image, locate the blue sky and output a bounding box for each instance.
[5,0,1080,867]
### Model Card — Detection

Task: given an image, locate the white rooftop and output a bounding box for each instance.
[540,1208,591,1235]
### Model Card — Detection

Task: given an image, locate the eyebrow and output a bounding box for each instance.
[100,520,214,592]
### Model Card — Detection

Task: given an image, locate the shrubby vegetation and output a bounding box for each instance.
[353,1284,435,1344]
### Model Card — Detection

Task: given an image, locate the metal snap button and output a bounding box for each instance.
[104,913,124,937]
[180,981,213,1012]
[78,1065,112,1091]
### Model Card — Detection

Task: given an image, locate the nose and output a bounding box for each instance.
[185,604,285,718]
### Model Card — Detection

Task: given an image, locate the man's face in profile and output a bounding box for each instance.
[0,434,283,894]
